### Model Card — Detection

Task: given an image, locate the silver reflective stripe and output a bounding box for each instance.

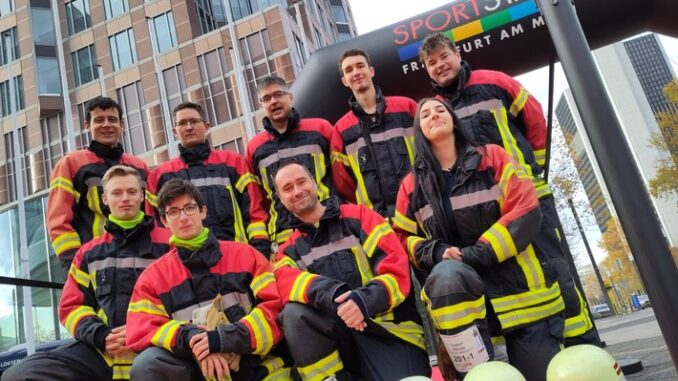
[258,144,324,170]
[190,176,231,188]
[297,235,362,268]
[344,127,413,156]
[88,257,157,274]
[171,291,252,321]
[450,185,501,210]
[455,99,504,118]
[414,205,433,226]
[85,177,102,187]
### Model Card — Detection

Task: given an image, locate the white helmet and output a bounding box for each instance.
[547,345,626,381]
[399,377,432,381]
[465,361,526,381]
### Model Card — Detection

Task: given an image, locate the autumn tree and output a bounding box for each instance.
[648,79,678,203]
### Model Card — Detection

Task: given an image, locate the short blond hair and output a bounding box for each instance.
[102,165,144,191]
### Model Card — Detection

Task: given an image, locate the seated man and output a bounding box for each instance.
[273,161,431,380]
[126,179,287,381]
[2,165,171,381]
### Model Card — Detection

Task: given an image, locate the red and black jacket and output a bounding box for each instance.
[146,142,270,255]
[47,141,150,272]
[331,88,417,218]
[126,233,283,358]
[433,62,550,199]
[246,108,333,243]
[274,197,426,350]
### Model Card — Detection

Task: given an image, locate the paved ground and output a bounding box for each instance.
[595,308,677,380]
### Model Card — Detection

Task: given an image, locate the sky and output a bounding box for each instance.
[346,0,678,266]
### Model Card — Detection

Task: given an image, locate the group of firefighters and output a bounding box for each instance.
[2,32,616,381]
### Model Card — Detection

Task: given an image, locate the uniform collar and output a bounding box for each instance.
[179,141,211,164]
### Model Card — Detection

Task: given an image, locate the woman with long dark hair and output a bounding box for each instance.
[393,98,564,381]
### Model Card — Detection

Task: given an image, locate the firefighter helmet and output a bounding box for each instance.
[547,345,625,381]
[465,361,526,381]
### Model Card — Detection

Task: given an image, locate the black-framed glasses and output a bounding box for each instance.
[164,203,200,220]
[259,90,289,104]
[175,118,204,127]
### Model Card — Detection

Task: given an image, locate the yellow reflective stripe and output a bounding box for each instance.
[404,135,416,165]
[259,167,273,195]
[111,354,135,380]
[236,172,257,193]
[372,318,426,350]
[97,307,109,325]
[372,273,405,307]
[261,355,285,376]
[533,148,546,167]
[64,305,97,335]
[52,232,82,255]
[69,265,91,288]
[128,299,169,317]
[393,210,417,234]
[425,292,486,331]
[496,295,564,329]
[346,154,372,208]
[150,320,184,351]
[330,151,349,166]
[509,88,529,117]
[273,256,297,271]
[535,179,552,199]
[242,307,275,355]
[226,185,247,243]
[491,109,531,176]
[363,222,391,257]
[290,272,318,303]
[481,222,517,263]
[272,227,293,244]
[492,282,561,313]
[86,186,106,240]
[554,228,562,241]
[247,221,268,240]
[491,335,506,345]
[251,272,275,296]
[312,153,330,201]
[515,245,545,289]
[297,349,343,381]
[406,236,425,262]
[350,246,372,285]
[50,177,80,199]
[564,289,594,338]
[147,190,157,207]
[263,365,291,381]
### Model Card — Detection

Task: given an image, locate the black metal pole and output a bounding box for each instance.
[536,0,678,367]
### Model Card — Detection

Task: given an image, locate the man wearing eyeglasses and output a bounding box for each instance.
[47,96,150,274]
[127,179,288,381]
[146,102,271,257]
[246,75,334,248]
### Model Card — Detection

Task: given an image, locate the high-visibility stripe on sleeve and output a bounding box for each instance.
[250,272,275,296]
[128,299,169,317]
[496,295,564,330]
[533,148,546,167]
[273,256,297,271]
[52,232,82,255]
[297,349,343,381]
[289,272,318,303]
[509,88,529,117]
[330,151,349,166]
[422,291,486,331]
[247,221,269,240]
[481,222,517,263]
[64,305,97,335]
[241,308,275,355]
[373,274,405,308]
[363,222,392,257]
[147,191,158,207]
[393,210,417,234]
[69,266,91,288]
[150,320,183,351]
[406,236,425,261]
[50,177,80,199]
[236,172,258,193]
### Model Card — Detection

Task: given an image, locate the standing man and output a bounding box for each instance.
[273,161,430,380]
[147,102,271,256]
[331,49,417,219]
[2,165,171,381]
[47,96,150,274]
[127,179,287,381]
[419,32,598,346]
[246,75,334,246]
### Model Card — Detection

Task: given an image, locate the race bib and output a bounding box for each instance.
[439,325,490,373]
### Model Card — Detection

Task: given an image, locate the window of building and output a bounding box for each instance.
[30,6,56,45]
[76,100,93,149]
[194,0,225,35]
[65,0,91,35]
[71,44,98,87]
[197,47,237,126]
[294,35,306,66]
[109,28,137,71]
[0,27,19,67]
[36,57,61,95]
[0,0,14,17]
[337,23,351,41]
[214,136,244,154]
[104,0,128,19]
[2,127,29,201]
[116,81,151,155]
[331,2,347,23]
[230,0,252,20]
[151,11,178,53]
[314,27,323,48]
[0,76,24,117]
[239,30,272,65]
[40,113,68,176]
[162,64,186,112]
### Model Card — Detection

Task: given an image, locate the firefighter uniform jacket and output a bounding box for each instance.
[146,142,270,255]
[58,216,171,380]
[47,141,150,271]
[393,144,564,332]
[246,108,333,244]
[274,197,426,351]
[433,62,551,199]
[331,88,417,218]
[126,233,283,360]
